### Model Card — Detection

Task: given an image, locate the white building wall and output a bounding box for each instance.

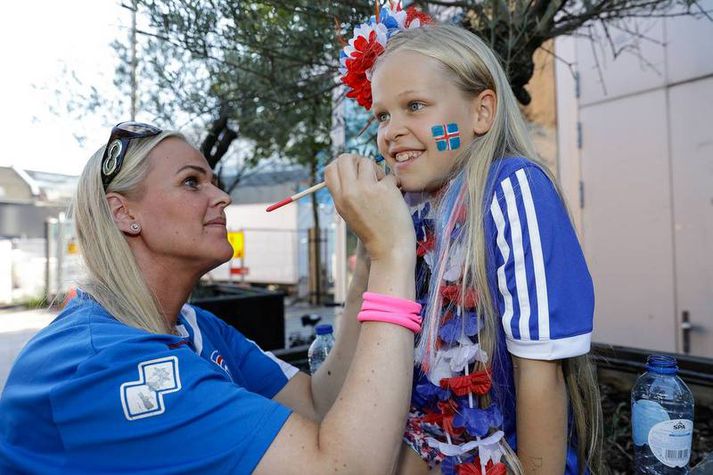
[555,5,713,356]
[210,203,300,285]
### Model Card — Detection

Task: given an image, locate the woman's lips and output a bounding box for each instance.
[204,218,226,227]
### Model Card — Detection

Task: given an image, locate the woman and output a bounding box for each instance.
[0,122,419,474]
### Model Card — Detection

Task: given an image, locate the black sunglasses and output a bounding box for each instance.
[101,121,162,190]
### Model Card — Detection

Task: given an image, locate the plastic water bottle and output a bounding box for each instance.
[632,354,695,474]
[308,324,335,374]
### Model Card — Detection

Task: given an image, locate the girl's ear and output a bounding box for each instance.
[106,192,139,235]
[472,89,497,135]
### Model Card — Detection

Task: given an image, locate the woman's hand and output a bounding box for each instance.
[324,154,415,262]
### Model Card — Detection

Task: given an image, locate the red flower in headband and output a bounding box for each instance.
[339,4,433,110]
[405,7,433,28]
[341,30,385,109]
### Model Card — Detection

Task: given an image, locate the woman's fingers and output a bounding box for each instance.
[324,158,342,198]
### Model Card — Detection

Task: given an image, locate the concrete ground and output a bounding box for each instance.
[0,300,340,393]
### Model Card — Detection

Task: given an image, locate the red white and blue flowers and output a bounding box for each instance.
[339,2,432,110]
[405,191,507,475]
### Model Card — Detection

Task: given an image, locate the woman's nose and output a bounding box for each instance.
[213,186,232,208]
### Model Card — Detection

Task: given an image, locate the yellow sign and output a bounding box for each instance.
[227,231,244,259]
[67,240,79,255]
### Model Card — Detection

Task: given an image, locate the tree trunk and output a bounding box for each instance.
[201,107,238,170]
[308,154,322,305]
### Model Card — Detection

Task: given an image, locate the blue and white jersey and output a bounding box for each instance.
[0,292,298,474]
[485,157,594,361]
[483,157,593,474]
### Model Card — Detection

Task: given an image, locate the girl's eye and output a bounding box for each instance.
[375,111,390,123]
[408,101,425,112]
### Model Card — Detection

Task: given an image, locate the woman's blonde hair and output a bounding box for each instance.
[69,130,184,335]
[376,25,604,474]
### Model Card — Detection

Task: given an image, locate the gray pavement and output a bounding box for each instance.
[0,300,341,393]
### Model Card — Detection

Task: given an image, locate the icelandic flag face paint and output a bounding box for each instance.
[431,123,461,151]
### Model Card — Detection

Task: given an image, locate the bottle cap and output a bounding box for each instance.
[646,354,678,375]
[315,324,333,335]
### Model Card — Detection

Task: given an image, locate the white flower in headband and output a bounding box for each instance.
[339,2,433,110]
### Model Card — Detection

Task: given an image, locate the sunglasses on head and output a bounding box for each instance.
[101,121,162,190]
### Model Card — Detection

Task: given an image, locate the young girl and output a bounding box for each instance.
[337,5,603,474]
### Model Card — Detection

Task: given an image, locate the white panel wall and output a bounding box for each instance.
[669,76,713,356]
[557,5,713,355]
[554,35,584,237]
[577,19,666,106]
[579,89,677,352]
[666,0,713,83]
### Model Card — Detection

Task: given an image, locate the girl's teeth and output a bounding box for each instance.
[395,151,422,162]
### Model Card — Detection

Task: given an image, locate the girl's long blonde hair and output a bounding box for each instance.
[376,25,603,474]
[69,131,184,335]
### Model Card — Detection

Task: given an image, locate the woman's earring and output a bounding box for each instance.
[130,223,141,234]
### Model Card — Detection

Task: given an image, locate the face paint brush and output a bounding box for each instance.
[266,155,384,212]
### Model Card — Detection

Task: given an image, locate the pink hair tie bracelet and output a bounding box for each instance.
[358,292,423,334]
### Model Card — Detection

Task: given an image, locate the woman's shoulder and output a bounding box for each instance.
[17,293,175,376]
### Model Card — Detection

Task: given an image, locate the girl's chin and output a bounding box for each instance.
[397,176,449,194]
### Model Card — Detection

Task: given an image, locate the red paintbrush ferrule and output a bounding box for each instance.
[265,197,294,212]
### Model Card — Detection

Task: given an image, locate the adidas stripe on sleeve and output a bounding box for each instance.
[488,165,594,360]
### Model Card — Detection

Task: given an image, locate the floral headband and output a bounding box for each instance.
[338,2,433,110]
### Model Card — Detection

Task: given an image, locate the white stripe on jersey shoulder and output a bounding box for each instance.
[500,175,532,340]
[180,305,204,355]
[514,168,550,340]
[504,332,591,360]
[245,337,299,381]
[489,194,514,340]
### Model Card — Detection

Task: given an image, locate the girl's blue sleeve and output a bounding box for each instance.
[486,165,594,360]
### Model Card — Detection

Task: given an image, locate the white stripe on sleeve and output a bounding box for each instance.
[490,194,514,340]
[515,169,550,340]
[246,337,299,381]
[501,177,531,340]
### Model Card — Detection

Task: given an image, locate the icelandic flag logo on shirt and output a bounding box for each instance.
[120,356,181,421]
[210,350,232,377]
[431,123,461,151]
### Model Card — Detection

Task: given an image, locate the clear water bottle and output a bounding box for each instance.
[632,354,695,474]
[308,324,335,374]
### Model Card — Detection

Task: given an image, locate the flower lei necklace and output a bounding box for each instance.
[407,190,507,475]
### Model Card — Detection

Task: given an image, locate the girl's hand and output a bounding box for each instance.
[325,154,415,262]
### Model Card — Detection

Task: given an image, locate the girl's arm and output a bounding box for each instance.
[513,356,568,474]
[272,242,370,420]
